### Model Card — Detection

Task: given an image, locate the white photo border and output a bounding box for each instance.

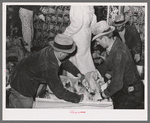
[2,2,148,121]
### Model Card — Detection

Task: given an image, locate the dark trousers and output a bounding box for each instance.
[112,83,144,109]
[9,88,33,108]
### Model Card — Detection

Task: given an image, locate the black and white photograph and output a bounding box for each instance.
[2,2,147,121]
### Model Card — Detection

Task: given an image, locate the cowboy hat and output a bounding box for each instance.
[112,14,130,27]
[50,33,76,53]
[92,21,115,41]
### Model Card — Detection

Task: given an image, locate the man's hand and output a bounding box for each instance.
[77,73,85,82]
[101,51,107,61]
[80,91,93,102]
[38,14,45,22]
[82,79,90,90]
[100,91,108,99]
[134,54,140,62]
[92,51,101,59]
[136,65,143,76]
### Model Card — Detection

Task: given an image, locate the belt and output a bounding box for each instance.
[123,82,144,93]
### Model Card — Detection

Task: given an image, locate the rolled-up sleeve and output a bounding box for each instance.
[63,5,83,36]
[104,50,126,97]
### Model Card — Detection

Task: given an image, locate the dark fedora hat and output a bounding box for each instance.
[112,14,130,27]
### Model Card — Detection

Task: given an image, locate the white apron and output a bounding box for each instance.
[64,5,97,75]
[19,7,34,52]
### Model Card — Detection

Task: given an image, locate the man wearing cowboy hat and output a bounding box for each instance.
[8,33,90,108]
[113,14,142,64]
[92,21,144,109]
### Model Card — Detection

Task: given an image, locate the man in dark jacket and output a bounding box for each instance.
[92,21,144,109]
[113,14,142,64]
[9,34,89,108]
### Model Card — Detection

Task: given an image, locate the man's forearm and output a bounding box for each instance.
[62,60,81,76]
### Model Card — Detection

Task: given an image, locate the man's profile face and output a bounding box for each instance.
[59,52,69,61]
[96,37,107,49]
[116,25,124,32]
